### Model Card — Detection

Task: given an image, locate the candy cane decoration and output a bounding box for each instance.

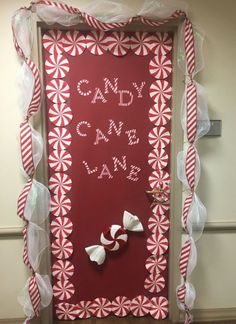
[85,211,143,265]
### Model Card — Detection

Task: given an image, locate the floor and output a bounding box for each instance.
[54,316,236,323]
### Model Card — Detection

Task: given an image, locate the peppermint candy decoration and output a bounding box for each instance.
[149,170,170,189]
[144,273,165,293]
[130,32,155,56]
[62,31,86,56]
[148,126,171,149]
[45,54,69,78]
[51,195,71,217]
[77,300,94,319]
[148,214,170,234]
[111,296,130,317]
[51,238,73,259]
[52,260,74,280]
[130,295,150,317]
[48,127,72,150]
[49,103,73,127]
[43,30,64,54]
[92,298,111,318]
[152,198,170,216]
[150,296,168,320]
[147,233,168,255]
[56,303,78,320]
[151,32,173,56]
[53,280,75,300]
[48,150,72,172]
[149,55,172,79]
[100,225,128,251]
[49,173,72,195]
[51,217,73,238]
[145,255,167,274]
[46,79,70,103]
[86,31,107,55]
[149,103,171,126]
[150,80,172,104]
[106,32,130,56]
[148,148,168,170]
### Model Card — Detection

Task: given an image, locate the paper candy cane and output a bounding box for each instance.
[85,211,144,265]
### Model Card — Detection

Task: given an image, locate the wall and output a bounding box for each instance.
[0,0,235,321]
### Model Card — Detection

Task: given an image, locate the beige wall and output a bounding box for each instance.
[0,0,235,320]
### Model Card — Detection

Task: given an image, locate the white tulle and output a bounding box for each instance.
[17,62,35,118]
[12,0,209,322]
[186,238,197,277]
[18,273,53,318]
[27,223,50,272]
[24,180,50,225]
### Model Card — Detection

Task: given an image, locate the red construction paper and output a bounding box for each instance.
[42,29,173,318]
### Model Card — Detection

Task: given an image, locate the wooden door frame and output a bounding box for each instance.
[33,19,184,324]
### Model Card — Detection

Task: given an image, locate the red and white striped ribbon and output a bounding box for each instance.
[185,145,196,191]
[140,10,186,27]
[182,194,193,232]
[186,82,197,143]
[22,225,33,271]
[28,275,41,317]
[17,179,33,221]
[179,239,192,280]
[20,121,35,177]
[80,12,131,31]
[184,19,195,77]
[25,58,42,118]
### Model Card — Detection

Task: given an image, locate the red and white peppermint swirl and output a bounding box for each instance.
[49,173,72,195]
[147,233,168,255]
[49,103,73,127]
[46,79,70,104]
[100,225,128,251]
[48,150,72,172]
[145,255,167,274]
[151,32,173,56]
[43,30,64,55]
[106,32,130,56]
[51,195,71,217]
[148,214,170,234]
[130,295,150,317]
[48,127,72,150]
[77,300,94,319]
[86,31,107,55]
[149,103,171,126]
[52,260,74,280]
[149,55,172,79]
[152,199,170,216]
[148,148,168,170]
[92,298,111,318]
[62,31,86,56]
[144,274,165,293]
[130,32,155,56]
[150,80,172,104]
[148,126,171,149]
[51,217,73,238]
[150,296,168,320]
[56,303,78,320]
[51,238,73,259]
[149,170,170,189]
[53,280,75,300]
[45,54,69,78]
[111,296,130,317]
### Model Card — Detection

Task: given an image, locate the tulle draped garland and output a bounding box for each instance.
[12,0,209,323]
